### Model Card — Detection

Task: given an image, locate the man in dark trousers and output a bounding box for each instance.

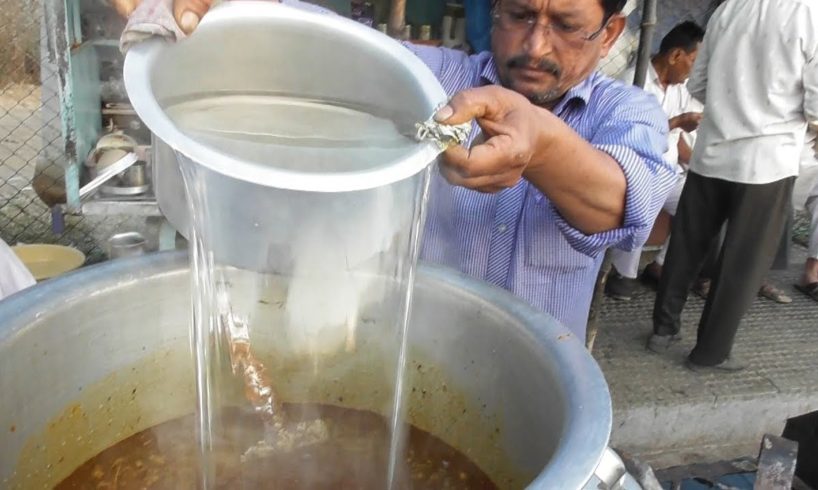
[649,0,818,371]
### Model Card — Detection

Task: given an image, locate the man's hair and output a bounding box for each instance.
[658,21,705,55]
[601,0,628,19]
[490,0,628,21]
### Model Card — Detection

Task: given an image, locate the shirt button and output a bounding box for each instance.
[497,223,508,233]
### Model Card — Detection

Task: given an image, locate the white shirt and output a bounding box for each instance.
[802,131,818,169]
[687,0,818,184]
[0,239,35,301]
[621,64,696,172]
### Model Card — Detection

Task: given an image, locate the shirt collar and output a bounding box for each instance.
[648,62,661,84]
[553,73,596,113]
[647,62,664,92]
[479,56,502,86]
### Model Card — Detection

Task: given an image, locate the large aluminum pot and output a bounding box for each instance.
[0,253,627,489]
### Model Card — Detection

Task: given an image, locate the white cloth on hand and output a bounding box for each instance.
[0,239,35,301]
[120,0,330,53]
[120,0,185,53]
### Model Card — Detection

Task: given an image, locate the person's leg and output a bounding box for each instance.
[769,207,793,271]
[652,173,729,338]
[606,247,642,300]
[689,177,795,366]
[648,175,687,274]
[805,192,818,280]
[653,236,670,267]
[689,226,725,299]
[759,207,794,304]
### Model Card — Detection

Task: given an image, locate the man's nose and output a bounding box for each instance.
[523,24,555,60]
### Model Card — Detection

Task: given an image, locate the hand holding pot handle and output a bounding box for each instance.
[173,0,216,34]
[433,86,542,194]
[174,0,281,34]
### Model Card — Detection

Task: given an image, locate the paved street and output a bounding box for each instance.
[595,245,818,468]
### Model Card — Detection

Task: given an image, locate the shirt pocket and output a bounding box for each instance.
[524,196,596,273]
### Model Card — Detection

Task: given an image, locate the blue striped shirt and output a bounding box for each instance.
[407,47,674,341]
[281,0,673,340]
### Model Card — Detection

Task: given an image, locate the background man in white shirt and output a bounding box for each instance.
[605,21,705,301]
[796,139,818,301]
[650,0,818,372]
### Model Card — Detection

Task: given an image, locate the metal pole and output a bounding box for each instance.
[632,0,658,88]
[388,0,407,38]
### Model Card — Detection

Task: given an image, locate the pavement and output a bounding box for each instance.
[594,244,818,469]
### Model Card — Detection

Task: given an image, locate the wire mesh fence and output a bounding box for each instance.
[0,0,145,263]
[599,0,719,78]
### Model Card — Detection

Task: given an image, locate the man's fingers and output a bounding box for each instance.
[111,0,141,18]
[440,135,525,193]
[434,86,520,126]
[174,0,215,34]
[440,166,520,193]
[442,136,513,178]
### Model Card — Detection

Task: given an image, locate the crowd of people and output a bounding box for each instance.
[604,1,818,372]
[1,0,816,378]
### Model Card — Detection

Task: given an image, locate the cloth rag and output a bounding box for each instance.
[0,239,36,302]
[120,0,330,53]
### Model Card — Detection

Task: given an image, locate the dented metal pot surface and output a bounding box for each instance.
[0,252,632,489]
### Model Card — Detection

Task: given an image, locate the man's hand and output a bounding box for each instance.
[114,0,268,34]
[433,86,543,194]
[435,86,629,235]
[110,0,141,18]
[173,0,218,34]
[173,0,281,33]
[669,112,703,133]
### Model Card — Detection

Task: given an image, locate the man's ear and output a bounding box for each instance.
[668,47,685,65]
[599,14,626,58]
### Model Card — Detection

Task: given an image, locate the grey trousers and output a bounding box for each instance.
[653,172,795,366]
[700,206,792,279]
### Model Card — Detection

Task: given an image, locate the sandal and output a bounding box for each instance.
[691,278,710,300]
[758,284,793,304]
[794,282,818,302]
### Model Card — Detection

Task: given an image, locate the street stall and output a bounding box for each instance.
[3,0,812,489]
[0,1,641,488]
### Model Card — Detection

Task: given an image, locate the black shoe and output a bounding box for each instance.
[639,262,662,290]
[684,356,746,373]
[605,271,637,301]
[691,278,711,300]
[646,333,682,353]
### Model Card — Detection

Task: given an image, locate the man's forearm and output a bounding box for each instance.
[678,137,692,165]
[522,111,627,235]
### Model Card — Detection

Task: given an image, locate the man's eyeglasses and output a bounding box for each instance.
[492,7,612,48]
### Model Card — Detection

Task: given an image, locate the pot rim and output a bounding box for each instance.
[0,251,612,489]
[123,2,446,193]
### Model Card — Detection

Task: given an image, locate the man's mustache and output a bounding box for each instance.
[507,55,562,78]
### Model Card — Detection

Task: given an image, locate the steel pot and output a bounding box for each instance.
[0,252,634,489]
[107,231,147,259]
[124,2,445,273]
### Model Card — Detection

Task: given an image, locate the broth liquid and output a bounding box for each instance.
[56,405,498,489]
